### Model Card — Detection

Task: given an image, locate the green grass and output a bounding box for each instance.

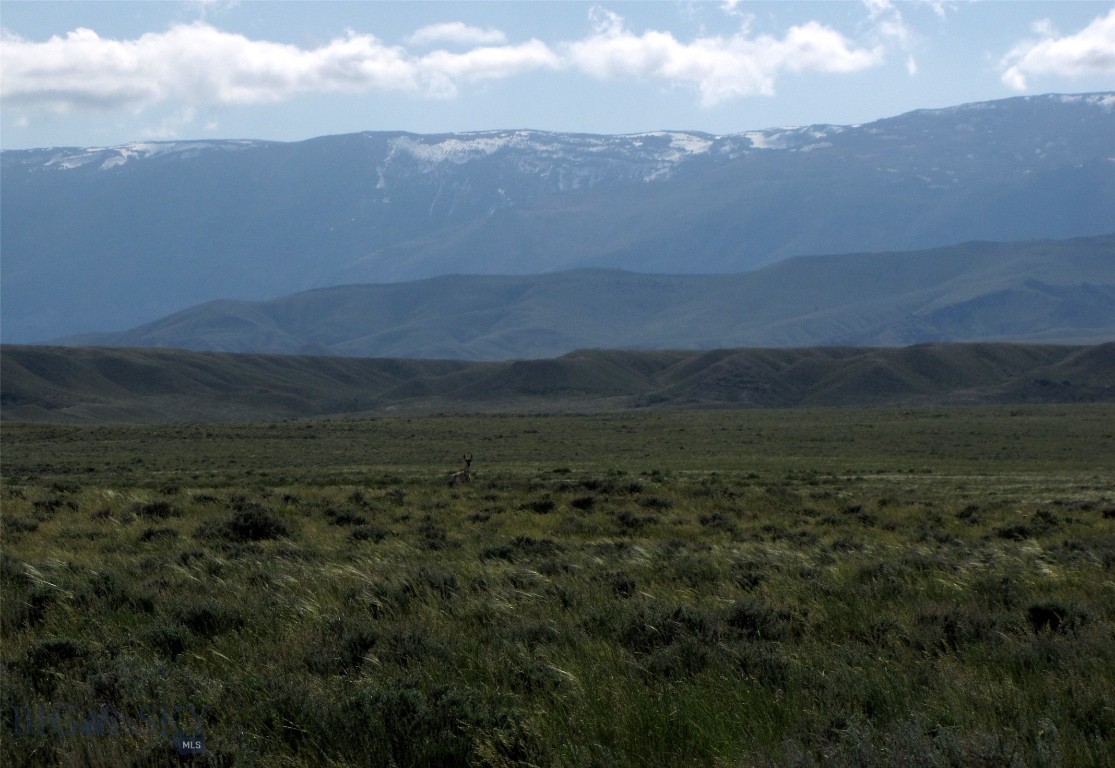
[2,405,1113,766]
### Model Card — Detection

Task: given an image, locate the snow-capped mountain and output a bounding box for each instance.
[2,93,1113,343]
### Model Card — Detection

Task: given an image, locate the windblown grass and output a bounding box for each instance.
[2,406,1113,766]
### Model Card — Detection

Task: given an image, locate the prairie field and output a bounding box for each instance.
[2,405,1114,767]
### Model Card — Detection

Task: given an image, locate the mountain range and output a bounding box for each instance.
[3,92,1114,346]
[60,235,1115,360]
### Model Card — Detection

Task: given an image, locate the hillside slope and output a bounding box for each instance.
[3,343,1112,423]
[62,235,1115,360]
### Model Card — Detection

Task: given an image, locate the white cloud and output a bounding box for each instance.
[0,6,912,118]
[863,0,911,47]
[1001,8,1115,91]
[139,106,198,140]
[420,41,560,84]
[566,14,883,106]
[861,0,922,75]
[407,22,508,48]
[0,22,558,111]
[1,24,411,109]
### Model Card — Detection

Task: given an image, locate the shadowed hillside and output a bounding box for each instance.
[57,235,1115,360]
[2,343,1112,423]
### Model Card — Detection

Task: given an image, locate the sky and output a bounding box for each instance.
[1,1,1114,149]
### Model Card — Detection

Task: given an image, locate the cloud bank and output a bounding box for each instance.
[566,10,882,106]
[0,9,902,115]
[13,4,1106,119]
[0,23,558,110]
[1001,8,1115,90]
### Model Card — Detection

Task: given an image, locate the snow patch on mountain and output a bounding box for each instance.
[39,140,263,171]
[389,134,511,164]
[380,129,734,187]
[1056,93,1115,110]
[12,93,1111,182]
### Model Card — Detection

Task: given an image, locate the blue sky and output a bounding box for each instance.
[2,1,1114,149]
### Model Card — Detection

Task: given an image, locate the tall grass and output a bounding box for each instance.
[2,406,1113,766]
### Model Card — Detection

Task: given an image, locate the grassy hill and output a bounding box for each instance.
[3,342,1112,423]
[60,236,1115,360]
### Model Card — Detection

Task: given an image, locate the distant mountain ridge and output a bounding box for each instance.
[3,92,1114,343]
[60,235,1115,360]
[3,342,1112,423]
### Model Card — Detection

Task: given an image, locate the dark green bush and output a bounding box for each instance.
[197,505,290,543]
[350,525,388,543]
[135,500,178,520]
[724,599,802,641]
[176,602,244,639]
[139,526,179,543]
[524,498,557,514]
[325,506,368,526]
[146,622,191,661]
[1027,601,1089,635]
[570,495,596,511]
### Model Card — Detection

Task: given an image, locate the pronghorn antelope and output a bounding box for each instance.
[449,454,473,486]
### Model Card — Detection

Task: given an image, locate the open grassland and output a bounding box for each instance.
[2,405,1114,767]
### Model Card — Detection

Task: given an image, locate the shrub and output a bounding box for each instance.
[79,571,155,613]
[139,526,179,543]
[513,536,561,556]
[995,523,1033,541]
[724,599,802,641]
[643,635,712,680]
[972,574,1025,611]
[413,566,461,599]
[619,605,717,654]
[606,571,638,599]
[22,637,89,694]
[10,585,56,628]
[570,495,596,511]
[731,559,770,591]
[699,511,737,532]
[198,505,290,542]
[33,498,78,513]
[480,544,516,562]
[417,519,450,550]
[957,503,982,524]
[25,636,86,668]
[350,525,388,543]
[2,516,39,534]
[1027,601,1088,635]
[734,643,791,687]
[616,510,654,532]
[176,601,244,639]
[146,622,191,660]
[135,500,178,520]
[915,604,996,652]
[325,506,368,526]
[525,498,557,514]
